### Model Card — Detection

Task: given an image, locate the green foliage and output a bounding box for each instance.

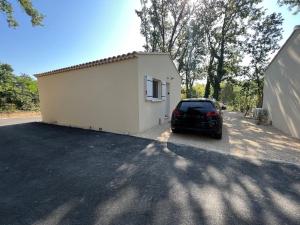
[136,0,283,103]
[199,0,263,101]
[213,11,283,110]
[136,0,191,54]
[0,63,39,112]
[244,11,283,107]
[193,83,206,98]
[178,19,207,98]
[220,81,258,112]
[0,0,44,28]
[181,83,206,99]
[136,0,205,97]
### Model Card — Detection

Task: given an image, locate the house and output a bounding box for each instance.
[35,51,181,134]
[263,25,300,139]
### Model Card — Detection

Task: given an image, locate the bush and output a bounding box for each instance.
[0,63,39,112]
[220,81,259,112]
[0,103,16,112]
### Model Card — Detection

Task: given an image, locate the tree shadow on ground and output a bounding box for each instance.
[223,112,300,164]
[0,122,299,225]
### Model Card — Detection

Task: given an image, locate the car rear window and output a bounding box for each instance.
[179,101,214,112]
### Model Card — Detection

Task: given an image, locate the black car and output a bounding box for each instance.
[171,98,225,139]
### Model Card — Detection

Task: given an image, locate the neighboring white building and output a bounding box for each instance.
[263,26,300,139]
[35,51,181,134]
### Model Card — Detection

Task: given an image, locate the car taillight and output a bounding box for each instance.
[206,111,219,117]
[173,109,181,118]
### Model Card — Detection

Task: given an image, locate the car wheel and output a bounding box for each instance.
[213,128,222,139]
[172,128,179,133]
[214,132,222,139]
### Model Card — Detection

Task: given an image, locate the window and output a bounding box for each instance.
[179,101,214,112]
[153,80,159,99]
[145,75,166,101]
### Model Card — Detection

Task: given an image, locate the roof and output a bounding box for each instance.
[34,51,171,77]
[265,25,300,72]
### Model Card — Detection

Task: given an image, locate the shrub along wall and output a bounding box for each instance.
[0,63,39,112]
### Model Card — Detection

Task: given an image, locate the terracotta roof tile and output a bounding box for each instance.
[35,51,138,77]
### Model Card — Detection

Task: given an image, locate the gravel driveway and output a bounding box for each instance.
[136,111,300,165]
[0,121,299,225]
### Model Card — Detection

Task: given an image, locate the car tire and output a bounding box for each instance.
[214,132,222,139]
[213,128,222,139]
[172,128,179,133]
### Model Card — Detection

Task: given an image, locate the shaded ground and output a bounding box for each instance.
[0,122,299,225]
[137,111,300,165]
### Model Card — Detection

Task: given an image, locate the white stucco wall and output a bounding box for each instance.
[263,28,300,139]
[137,53,181,132]
[38,58,140,134]
[37,53,182,134]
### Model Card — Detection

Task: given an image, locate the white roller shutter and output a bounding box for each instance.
[161,81,166,100]
[145,75,153,101]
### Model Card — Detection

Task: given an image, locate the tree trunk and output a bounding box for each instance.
[212,81,221,101]
[185,71,190,98]
[187,87,192,98]
[257,89,263,108]
[255,77,264,108]
[204,54,214,98]
[213,38,225,101]
[204,76,211,98]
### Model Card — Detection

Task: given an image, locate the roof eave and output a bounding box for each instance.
[35,51,138,77]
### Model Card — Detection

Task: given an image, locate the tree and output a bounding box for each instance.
[197,0,219,98]
[0,63,15,109]
[137,0,284,109]
[0,63,39,111]
[0,0,44,28]
[199,0,262,100]
[220,81,235,104]
[245,12,283,107]
[220,80,258,112]
[136,0,192,57]
[136,0,206,96]
[176,18,206,97]
[15,74,39,110]
[278,0,300,14]
[193,83,205,97]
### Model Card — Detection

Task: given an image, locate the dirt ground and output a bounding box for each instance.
[0,111,41,119]
[136,112,300,165]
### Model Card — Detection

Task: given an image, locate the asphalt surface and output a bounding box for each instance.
[0,122,299,225]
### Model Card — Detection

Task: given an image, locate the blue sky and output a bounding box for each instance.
[0,0,299,76]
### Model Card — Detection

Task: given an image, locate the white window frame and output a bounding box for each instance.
[145,75,166,102]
